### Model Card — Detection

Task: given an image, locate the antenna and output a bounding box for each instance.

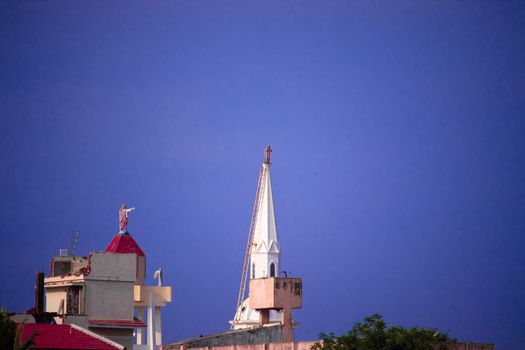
[67,231,79,256]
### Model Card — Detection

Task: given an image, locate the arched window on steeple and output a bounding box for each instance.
[270,262,276,277]
[252,263,255,279]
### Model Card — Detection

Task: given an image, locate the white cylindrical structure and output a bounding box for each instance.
[155,306,162,346]
[147,293,155,350]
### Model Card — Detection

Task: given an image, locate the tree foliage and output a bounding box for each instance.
[0,310,36,350]
[311,314,455,350]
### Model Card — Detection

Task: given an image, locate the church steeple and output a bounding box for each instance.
[251,146,280,279]
[231,146,285,329]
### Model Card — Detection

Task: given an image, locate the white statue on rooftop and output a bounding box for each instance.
[154,268,163,286]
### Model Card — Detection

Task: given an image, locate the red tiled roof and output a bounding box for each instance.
[105,233,145,256]
[89,319,146,328]
[18,323,124,350]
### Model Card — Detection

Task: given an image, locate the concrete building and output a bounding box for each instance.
[167,325,284,348]
[44,213,171,350]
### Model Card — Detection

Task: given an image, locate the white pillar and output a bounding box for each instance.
[136,306,145,345]
[147,293,156,350]
[154,306,162,346]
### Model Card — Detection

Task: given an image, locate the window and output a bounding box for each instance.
[270,263,275,277]
[252,263,255,279]
[66,286,81,315]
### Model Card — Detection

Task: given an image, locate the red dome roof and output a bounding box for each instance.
[105,233,145,257]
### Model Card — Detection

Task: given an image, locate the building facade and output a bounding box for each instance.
[44,228,171,350]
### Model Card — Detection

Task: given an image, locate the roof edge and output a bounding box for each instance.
[70,324,125,350]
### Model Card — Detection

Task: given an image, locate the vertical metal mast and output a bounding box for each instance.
[67,231,79,256]
[233,146,272,326]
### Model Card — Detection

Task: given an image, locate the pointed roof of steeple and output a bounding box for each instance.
[253,147,280,252]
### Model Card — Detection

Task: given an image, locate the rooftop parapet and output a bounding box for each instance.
[249,278,302,311]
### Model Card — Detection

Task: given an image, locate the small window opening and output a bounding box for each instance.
[66,286,81,315]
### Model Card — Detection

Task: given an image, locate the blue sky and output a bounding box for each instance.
[1,2,524,349]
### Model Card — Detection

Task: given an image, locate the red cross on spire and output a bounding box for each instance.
[264,145,272,164]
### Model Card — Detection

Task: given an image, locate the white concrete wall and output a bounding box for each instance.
[82,253,136,320]
[92,327,134,350]
[45,288,67,314]
[88,252,137,282]
[136,255,146,285]
[85,280,134,319]
[252,251,280,278]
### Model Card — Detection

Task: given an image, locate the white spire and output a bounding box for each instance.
[251,160,280,279]
[231,146,283,329]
